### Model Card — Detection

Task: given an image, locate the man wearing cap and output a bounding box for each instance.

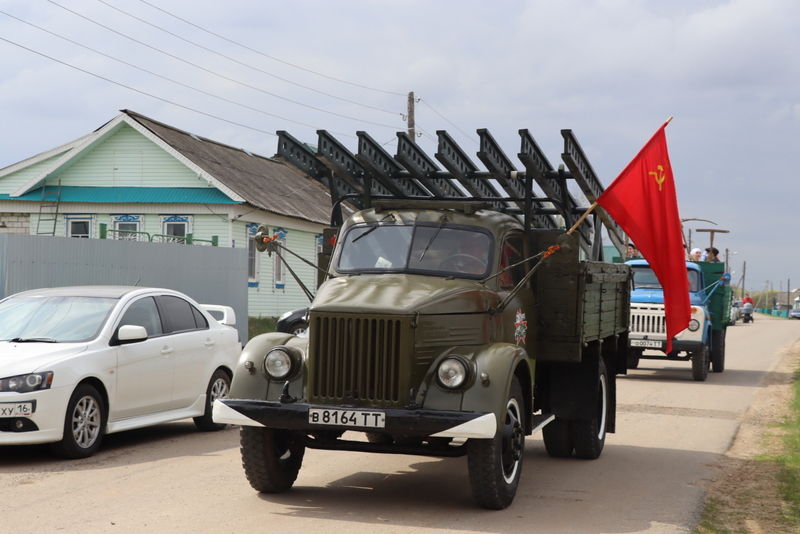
[705,247,721,263]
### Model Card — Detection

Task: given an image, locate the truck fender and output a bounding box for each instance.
[421,343,533,435]
[229,332,307,401]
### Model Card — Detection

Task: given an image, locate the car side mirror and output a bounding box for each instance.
[117,324,148,344]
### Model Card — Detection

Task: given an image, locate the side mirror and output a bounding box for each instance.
[117,324,148,344]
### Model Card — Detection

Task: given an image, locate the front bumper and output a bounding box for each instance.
[629,338,705,355]
[213,399,497,439]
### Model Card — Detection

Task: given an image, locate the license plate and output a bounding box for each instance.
[308,408,385,428]
[0,402,34,417]
[630,339,662,348]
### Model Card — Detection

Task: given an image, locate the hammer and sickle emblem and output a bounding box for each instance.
[649,165,666,191]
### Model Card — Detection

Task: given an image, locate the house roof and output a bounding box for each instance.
[123,110,332,225]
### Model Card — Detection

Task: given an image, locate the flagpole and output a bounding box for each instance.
[566,202,598,235]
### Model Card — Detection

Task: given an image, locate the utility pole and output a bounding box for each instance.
[741,261,746,298]
[407,91,416,142]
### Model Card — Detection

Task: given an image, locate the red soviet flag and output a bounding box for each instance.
[596,120,690,353]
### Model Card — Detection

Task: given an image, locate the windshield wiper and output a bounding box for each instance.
[418,215,448,262]
[352,214,396,243]
[9,337,58,343]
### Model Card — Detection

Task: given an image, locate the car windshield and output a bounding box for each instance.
[632,266,701,292]
[337,223,493,278]
[0,295,118,343]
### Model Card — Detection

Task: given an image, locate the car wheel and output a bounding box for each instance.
[691,345,709,381]
[194,368,231,431]
[467,376,525,509]
[542,417,573,458]
[289,321,308,336]
[571,358,609,460]
[711,330,726,373]
[240,427,305,493]
[51,383,105,459]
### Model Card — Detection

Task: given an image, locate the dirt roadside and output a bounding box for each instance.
[697,339,800,533]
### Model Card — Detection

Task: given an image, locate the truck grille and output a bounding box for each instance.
[308,313,411,406]
[629,304,666,335]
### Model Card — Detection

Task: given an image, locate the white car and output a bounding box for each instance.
[0,286,241,458]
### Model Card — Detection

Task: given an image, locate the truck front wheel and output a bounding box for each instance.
[467,377,525,509]
[571,358,609,460]
[691,345,710,381]
[240,427,305,493]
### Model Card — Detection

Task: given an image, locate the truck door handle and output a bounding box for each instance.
[204,340,215,347]
[161,347,174,355]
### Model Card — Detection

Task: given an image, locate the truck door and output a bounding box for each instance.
[498,233,534,354]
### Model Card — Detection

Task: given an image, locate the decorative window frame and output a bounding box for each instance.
[65,215,94,239]
[111,214,143,241]
[247,223,259,287]
[273,227,287,289]
[160,215,192,244]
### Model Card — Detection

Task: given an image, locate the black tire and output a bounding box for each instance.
[572,358,609,460]
[467,377,525,509]
[627,348,642,369]
[542,418,573,458]
[691,345,710,381]
[50,383,106,459]
[711,330,726,373]
[240,427,305,493]
[289,321,308,336]
[194,368,231,431]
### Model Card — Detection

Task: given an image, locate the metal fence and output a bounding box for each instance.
[0,234,248,341]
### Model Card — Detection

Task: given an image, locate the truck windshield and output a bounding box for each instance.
[337,223,493,278]
[631,266,701,292]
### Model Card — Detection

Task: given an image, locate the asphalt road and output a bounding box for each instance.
[2,315,799,534]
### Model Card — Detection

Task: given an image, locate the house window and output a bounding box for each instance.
[67,218,92,239]
[113,215,142,241]
[247,224,259,284]
[161,215,191,244]
[273,228,287,289]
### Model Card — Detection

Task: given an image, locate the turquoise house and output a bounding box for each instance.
[0,110,332,318]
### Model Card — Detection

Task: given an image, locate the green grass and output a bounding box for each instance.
[248,316,277,340]
[777,368,800,524]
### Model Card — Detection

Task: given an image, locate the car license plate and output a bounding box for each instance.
[630,339,662,348]
[308,408,385,428]
[0,402,34,417]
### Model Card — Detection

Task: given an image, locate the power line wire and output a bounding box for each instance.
[0,9,351,137]
[44,0,403,130]
[135,0,405,97]
[96,0,402,117]
[0,34,339,138]
[418,96,478,146]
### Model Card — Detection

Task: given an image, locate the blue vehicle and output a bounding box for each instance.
[625,259,730,381]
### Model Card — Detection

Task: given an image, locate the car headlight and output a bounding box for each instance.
[687,319,701,331]
[0,372,54,393]
[264,348,294,380]
[437,357,469,389]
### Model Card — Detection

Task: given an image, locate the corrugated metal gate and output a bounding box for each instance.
[0,234,248,342]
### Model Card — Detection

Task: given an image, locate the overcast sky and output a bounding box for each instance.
[1,0,798,298]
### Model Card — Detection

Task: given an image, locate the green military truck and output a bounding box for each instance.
[213,128,632,509]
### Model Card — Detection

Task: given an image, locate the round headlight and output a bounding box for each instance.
[25,374,43,388]
[437,357,468,389]
[687,319,701,331]
[264,348,293,379]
